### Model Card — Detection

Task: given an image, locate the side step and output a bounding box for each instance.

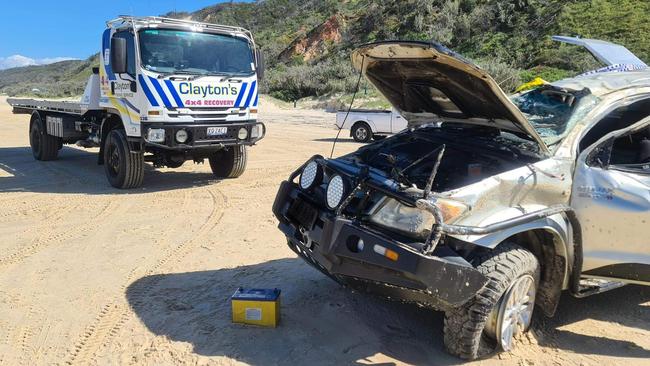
[574,277,626,298]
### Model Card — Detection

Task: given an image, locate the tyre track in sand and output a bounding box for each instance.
[0,197,71,222]
[7,189,194,365]
[0,199,117,271]
[0,294,48,366]
[63,186,227,366]
[0,154,170,272]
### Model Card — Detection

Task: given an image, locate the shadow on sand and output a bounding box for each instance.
[0,146,221,194]
[312,137,363,144]
[126,258,650,365]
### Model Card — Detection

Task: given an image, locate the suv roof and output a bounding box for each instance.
[552,70,650,97]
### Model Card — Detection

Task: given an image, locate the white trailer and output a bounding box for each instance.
[335,108,406,142]
[7,16,266,189]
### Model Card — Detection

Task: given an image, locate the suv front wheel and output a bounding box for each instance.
[443,243,540,359]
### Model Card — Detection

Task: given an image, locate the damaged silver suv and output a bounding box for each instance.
[272,38,650,359]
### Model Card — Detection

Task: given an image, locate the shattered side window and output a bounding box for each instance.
[511,88,599,146]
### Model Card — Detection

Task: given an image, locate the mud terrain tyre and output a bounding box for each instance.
[103,129,144,189]
[443,243,540,359]
[209,146,247,178]
[30,114,60,161]
[351,122,372,143]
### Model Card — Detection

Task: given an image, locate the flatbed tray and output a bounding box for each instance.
[7,98,83,115]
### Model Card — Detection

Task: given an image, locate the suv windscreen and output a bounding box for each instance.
[511,88,599,146]
[139,29,254,76]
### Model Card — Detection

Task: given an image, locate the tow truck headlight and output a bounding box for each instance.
[299,161,322,190]
[326,175,346,209]
[175,129,189,143]
[251,124,263,139]
[369,198,467,240]
[147,128,165,143]
[238,127,248,140]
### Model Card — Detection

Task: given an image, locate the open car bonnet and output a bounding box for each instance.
[351,41,550,155]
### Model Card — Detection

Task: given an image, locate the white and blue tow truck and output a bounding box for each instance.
[7,16,266,188]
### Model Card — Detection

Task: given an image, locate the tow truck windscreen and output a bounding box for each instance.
[139,29,255,77]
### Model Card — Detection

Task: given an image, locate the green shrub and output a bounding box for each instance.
[265,59,358,102]
[475,58,522,93]
[519,66,575,84]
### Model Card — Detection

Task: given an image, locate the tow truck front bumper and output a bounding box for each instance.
[141,121,265,151]
[272,180,488,310]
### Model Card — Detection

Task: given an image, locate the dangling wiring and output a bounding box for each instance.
[330,55,366,158]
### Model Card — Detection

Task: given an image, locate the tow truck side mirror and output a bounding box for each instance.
[255,48,265,81]
[110,37,128,75]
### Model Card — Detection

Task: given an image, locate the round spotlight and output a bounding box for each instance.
[175,129,189,143]
[238,127,248,140]
[326,175,346,209]
[299,161,321,190]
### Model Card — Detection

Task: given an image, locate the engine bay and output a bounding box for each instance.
[344,124,542,192]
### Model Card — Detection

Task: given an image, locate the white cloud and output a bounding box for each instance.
[0,55,78,70]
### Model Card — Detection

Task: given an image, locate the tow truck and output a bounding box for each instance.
[7,16,266,188]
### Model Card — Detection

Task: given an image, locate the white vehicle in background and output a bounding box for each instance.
[335,108,406,142]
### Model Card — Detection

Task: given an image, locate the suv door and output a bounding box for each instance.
[571,118,650,285]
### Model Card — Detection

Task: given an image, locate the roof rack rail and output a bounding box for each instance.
[105,16,254,42]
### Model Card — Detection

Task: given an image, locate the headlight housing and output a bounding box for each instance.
[251,124,263,139]
[299,161,322,190]
[434,197,469,223]
[326,174,346,209]
[175,129,189,143]
[238,127,248,140]
[147,128,165,143]
[369,197,468,240]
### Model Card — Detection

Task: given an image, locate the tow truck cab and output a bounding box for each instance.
[99,16,265,151]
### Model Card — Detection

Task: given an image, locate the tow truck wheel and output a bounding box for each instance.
[103,129,144,189]
[209,146,248,178]
[29,115,59,161]
[351,122,372,143]
[443,243,539,359]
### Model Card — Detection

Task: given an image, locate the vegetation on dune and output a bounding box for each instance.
[2,0,649,105]
[180,0,650,102]
[0,54,99,98]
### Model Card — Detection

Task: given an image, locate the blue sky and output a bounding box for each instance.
[0,1,243,62]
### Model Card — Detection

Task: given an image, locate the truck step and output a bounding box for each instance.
[575,277,626,298]
[75,139,100,148]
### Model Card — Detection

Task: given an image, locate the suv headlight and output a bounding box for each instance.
[433,198,469,223]
[369,198,468,240]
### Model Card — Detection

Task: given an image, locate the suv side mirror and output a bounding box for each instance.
[110,37,128,74]
[255,48,265,81]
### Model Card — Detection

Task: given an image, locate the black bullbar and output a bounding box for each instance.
[273,180,489,309]
[141,121,265,150]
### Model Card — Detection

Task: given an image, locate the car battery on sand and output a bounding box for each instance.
[231,288,281,327]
